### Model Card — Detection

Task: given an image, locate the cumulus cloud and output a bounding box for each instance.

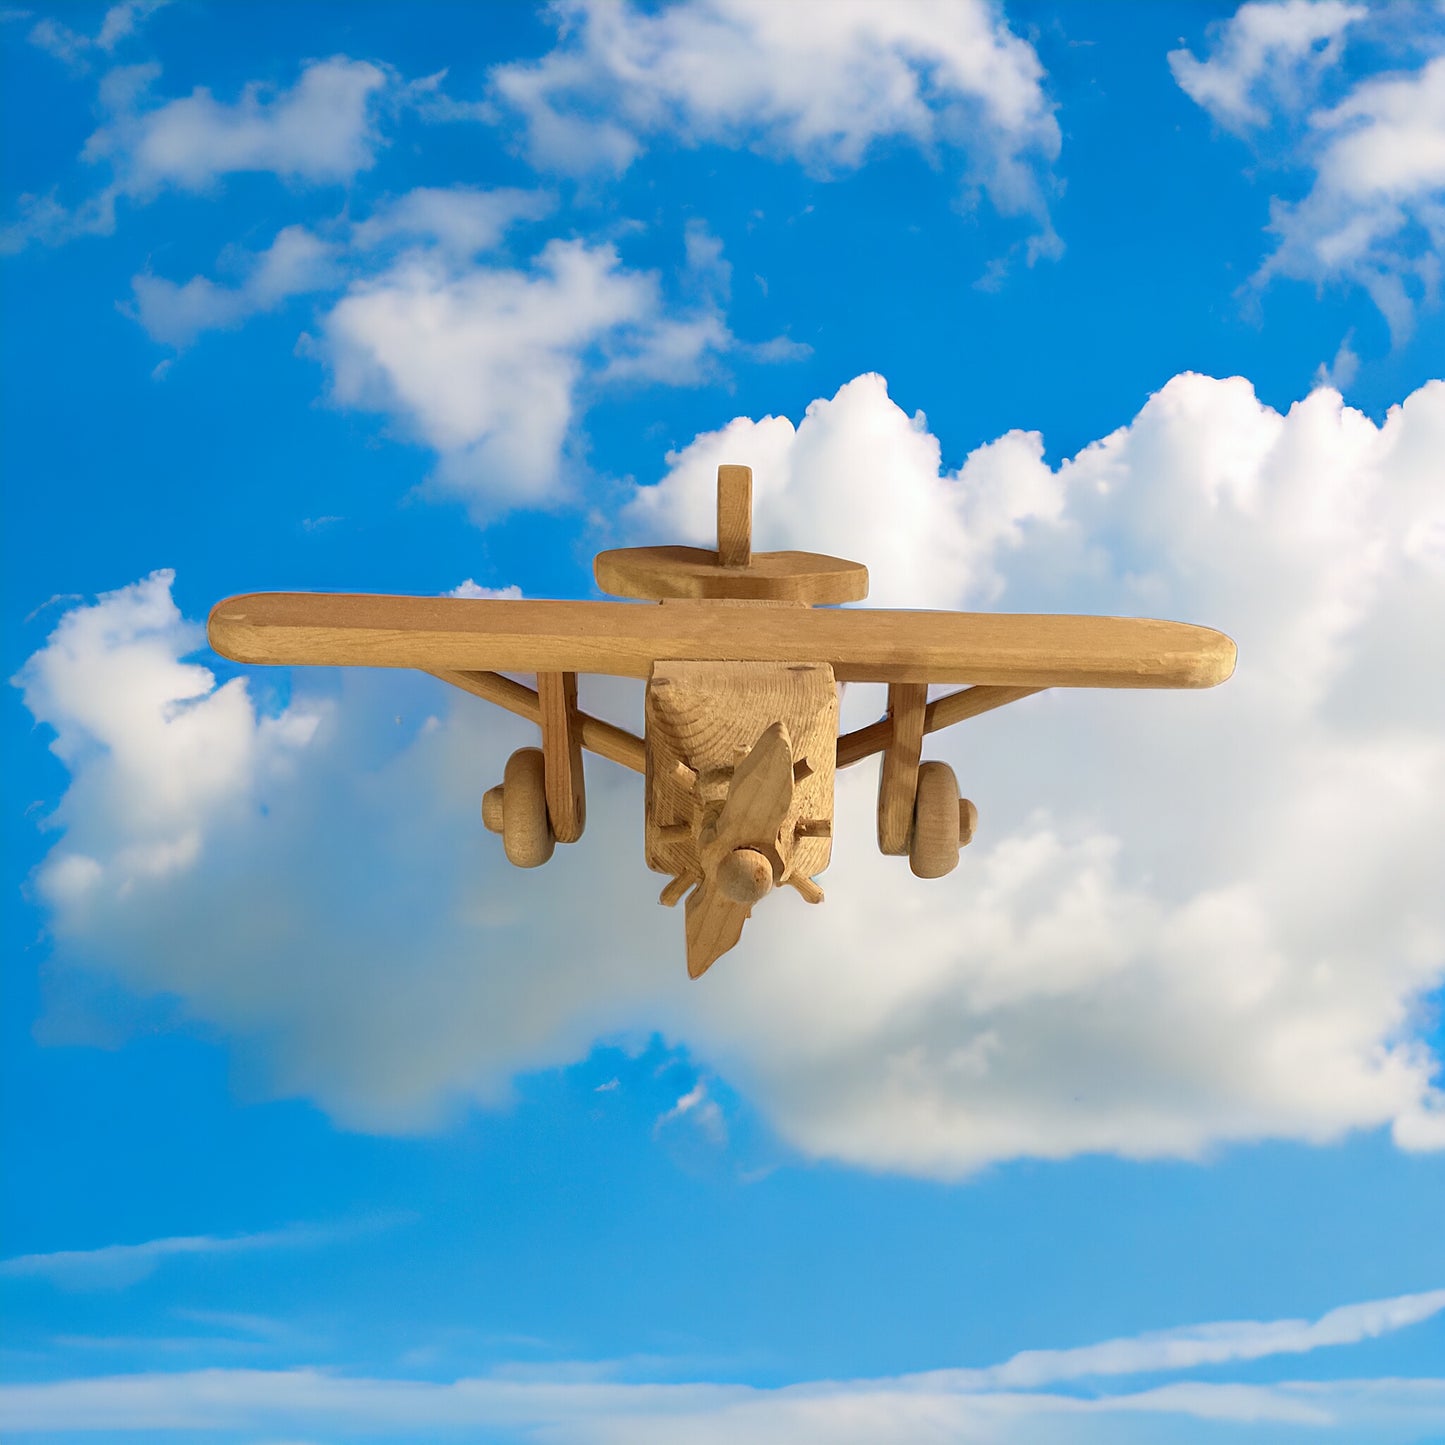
[15,570,322,910]
[1172,5,1445,338]
[445,580,524,600]
[313,237,733,513]
[2,1289,1442,1439]
[620,372,1068,608]
[1168,0,1366,132]
[16,371,1445,1173]
[491,0,1061,251]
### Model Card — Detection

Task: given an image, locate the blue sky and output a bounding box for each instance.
[3,0,1444,1440]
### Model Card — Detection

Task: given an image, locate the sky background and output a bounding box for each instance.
[3,1,1444,1441]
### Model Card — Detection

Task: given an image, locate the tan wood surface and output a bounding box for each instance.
[685,883,749,979]
[877,683,927,856]
[481,785,504,833]
[659,597,806,609]
[645,662,837,888]
[213,595,1237,689]
[717,846,774,904]
[500,748,554,868]
[716,464,753,568]
[683,721,801,976]
[429,668,646,774]
[789,875,825,904]
[658,871,698,908]
[836,683,1045,767]
[538,672,586,843]
[910,760,961,878]
[958,796,978,848]
[595,546,869,604]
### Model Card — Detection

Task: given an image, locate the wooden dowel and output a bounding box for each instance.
[837,684,1045,768]
[788,875,825,904]
[538,671,586,843]
[717,464,752,568]
[429,668,646,774]
[877,682,927,856]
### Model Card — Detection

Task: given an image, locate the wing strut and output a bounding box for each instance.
[430,668,645,774]
[836,684,1045,768]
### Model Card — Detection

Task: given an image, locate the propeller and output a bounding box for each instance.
[684,722,796,978]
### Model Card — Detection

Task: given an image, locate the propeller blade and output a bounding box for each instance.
[685,881,749,979]
[711,722,795,852]
[684,724,796,978]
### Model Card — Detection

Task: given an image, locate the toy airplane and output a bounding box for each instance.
[209,465,1236,977]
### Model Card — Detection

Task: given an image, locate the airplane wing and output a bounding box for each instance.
[208,593,1236,689]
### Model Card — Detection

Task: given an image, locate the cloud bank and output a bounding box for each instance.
[16,371,1445,1175]
[3,1288,1442,1440]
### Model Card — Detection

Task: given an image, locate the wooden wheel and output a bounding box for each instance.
[910,761,962,879]
[482,747,555,868]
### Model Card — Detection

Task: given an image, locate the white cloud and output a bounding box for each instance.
[1172,6,1445,338]
[620,372,1067,608]
[350,186,554,262]
[492,0,1061,248]
[1315,330,1360,391]
[946,1289,1445,1389]
[15,570,321,913]
[85,54,391,194]
[0,1223,333,1291]
[16,372,1445,1173]
[314,238,733,513]
[1259,52,1445,340]
[655,1079,727,1147]
[117,192,747,505]
[130,226,340,347]
[1,1289,1442,1439]
[1168,0,1366,132]
[3,56,390,252]
[445,580,524,600]
[126,185,552,347]
[28,0,170,68]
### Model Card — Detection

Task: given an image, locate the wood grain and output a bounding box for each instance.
[594,546,869,604]
[836,684,1045,767]
[685,882,749,979]
[716,847,773,904]
[716,464,752,568]
[958,796,978,848]
[501,748,553,868]
[538,672,586,843]
[877,683,927,856]
[212,596,1237,689]
[910,760,960,879]
[644,661,837,886]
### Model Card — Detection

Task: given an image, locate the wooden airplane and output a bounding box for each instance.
[208,464,1236,978]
